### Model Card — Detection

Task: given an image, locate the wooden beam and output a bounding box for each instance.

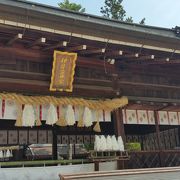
[118,81,180,90]
[43,41,67,51]
[137,55,155,60]
[97,50,123,59]
[66,45,87,52]
[111,50,123,56]
[6,33,23,46]
[80,48,106,55]
[104,50,123,57]
[0,45,117,72]
[0,77,115,98]
[123,53,139,59]
[27,37,46,48]
[127,96,180,104]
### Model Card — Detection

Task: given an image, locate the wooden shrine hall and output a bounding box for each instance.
[0,0,180,169]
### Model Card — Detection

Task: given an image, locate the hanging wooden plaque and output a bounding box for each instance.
[50,51,77,92]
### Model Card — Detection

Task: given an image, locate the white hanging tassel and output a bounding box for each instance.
[118,136,124,151]
[106,135,113,151]
[111,135,119,151]
[94,135,101,151]
[100,135,107,151]
[3,150,5,158]
[94,135,97,151]
[0,150,3,159]
[65,105,75,126]
[6,149,11,158]
[46,104,58,125]
[83,107,92,127]
[10,150,13,157]
[22,104,36,127]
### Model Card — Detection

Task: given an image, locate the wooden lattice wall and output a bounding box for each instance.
[126,127,179,150]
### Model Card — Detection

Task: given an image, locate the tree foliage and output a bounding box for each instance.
[58,0,85,13]
[101,0,145,24]
[100,0,126,21]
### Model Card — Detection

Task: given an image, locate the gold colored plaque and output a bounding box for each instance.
[50,51,77,92]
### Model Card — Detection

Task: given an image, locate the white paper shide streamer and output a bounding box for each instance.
[118,136,124,151]
[46,104,58,125]
[94,135,101,151]
[65,105,75,126]
[22,104,36,127]
[106,135,113,151]
[94,135,124,152]
[5,149,11,158]
[0,150,3,158]
[111,135,119,151]
[100,135,107,151]
[83,107,92,127]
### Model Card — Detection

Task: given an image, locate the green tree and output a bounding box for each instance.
[101,0,145,24]
[58,0,85,13]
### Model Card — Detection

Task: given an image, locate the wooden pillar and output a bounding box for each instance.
[154,110,164,167]
[114,108,126,170]
[114,108,126,142]
[52,127,58,160]
[154,111,161,150]
[94,161,99,171]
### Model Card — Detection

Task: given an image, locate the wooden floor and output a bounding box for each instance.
[77,171,180,180]
[60,167,180,180]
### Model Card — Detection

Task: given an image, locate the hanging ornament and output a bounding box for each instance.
[46,104,58,125]
[56,105,67,126]
[93,110,101,132]
[65,105,75,126]
[111,135,119,151]
[100,135,107,151]
[35,105,42,126]
[118,136,124,151]
[22,104,36,127]
[10,149,13,157]
[6,149,11,158]
[77,106,84,128]
[106,135,113,151]
[15,103,23,127]
[83,107,92,127]
[94,135,101,151]
[0,150,3,159]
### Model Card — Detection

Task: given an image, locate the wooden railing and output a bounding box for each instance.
[0,150,180,169]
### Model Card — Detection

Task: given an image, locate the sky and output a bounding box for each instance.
[30,0,180,28]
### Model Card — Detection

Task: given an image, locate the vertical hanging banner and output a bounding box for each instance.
[50,51,77,92]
